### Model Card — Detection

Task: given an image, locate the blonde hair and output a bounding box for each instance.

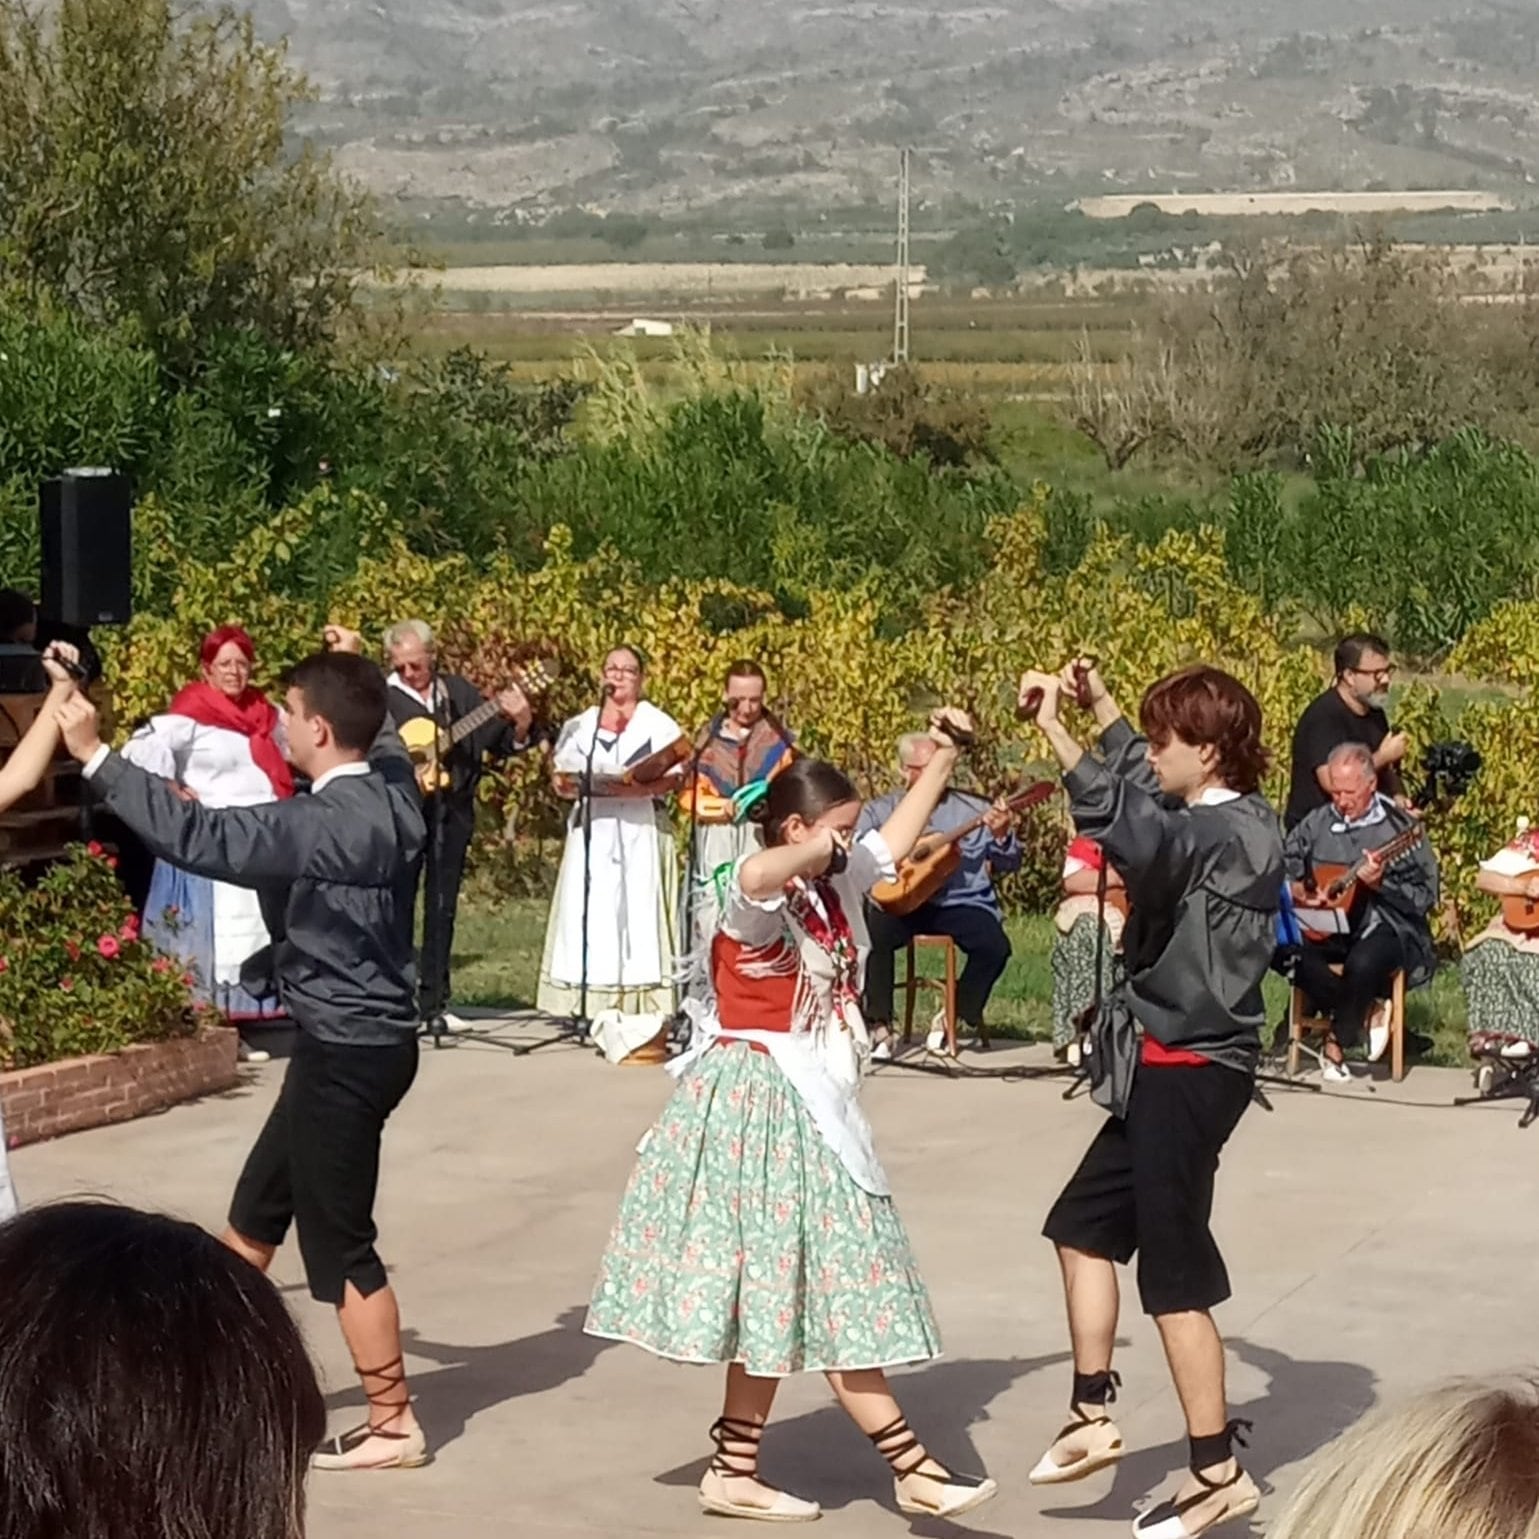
[1270,1377,1539,1539]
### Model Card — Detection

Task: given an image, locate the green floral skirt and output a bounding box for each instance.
[585,1041,941,1377]
[1463,940,1539,1045]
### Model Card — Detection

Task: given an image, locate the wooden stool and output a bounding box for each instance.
[1289,966,1406,1082]
[901,935,958,1056]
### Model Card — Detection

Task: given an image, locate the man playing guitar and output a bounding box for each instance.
[1284,741,1438,1082]
[380,618,534,1023]
[859,732,1020,1053]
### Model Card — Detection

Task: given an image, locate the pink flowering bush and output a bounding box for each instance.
[0,846,212,1070]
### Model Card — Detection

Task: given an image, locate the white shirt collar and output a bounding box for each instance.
[386,670,438,710]
[311,761,372,795]
[1331,792,1391,833]
[1196,787,1241,806]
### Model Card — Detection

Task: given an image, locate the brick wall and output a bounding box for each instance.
[0,1028,240,1148]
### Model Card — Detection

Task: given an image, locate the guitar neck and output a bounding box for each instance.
[1328,828,1422,899]
[445,697,503,749]
[921,785,1054,853]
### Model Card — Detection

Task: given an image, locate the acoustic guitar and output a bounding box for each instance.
[1501,886,1539,934]
[872,780,1057,916]
[1297,824,1426,940]
[398,652,560,796]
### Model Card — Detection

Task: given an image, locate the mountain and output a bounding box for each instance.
[249,1,1539,218]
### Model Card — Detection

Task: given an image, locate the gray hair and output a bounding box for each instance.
[1326,741,1376,778]
[897,732,933,768]
[383,619,435,654]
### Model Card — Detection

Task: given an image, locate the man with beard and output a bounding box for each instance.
[1284,633,1405,831]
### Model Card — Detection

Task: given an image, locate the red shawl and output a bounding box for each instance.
[167,682,295,799]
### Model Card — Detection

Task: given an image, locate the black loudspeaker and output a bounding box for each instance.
[39,468,133,627]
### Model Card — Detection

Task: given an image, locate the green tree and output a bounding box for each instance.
[0,0,388,370]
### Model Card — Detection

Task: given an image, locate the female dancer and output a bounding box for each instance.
[585,714,997,1524]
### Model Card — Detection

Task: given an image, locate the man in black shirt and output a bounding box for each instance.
[381,618,533,1023]
[1284,632,1406,829]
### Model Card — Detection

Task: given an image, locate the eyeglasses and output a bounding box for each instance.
[604,665,641,677]
[1348,665,1395,683]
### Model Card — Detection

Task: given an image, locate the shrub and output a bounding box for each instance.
[0,845,209,1071]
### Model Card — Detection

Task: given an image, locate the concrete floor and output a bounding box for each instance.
[14,1018,1533,1539]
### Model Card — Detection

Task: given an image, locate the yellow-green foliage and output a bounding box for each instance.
[105,489,1512,924]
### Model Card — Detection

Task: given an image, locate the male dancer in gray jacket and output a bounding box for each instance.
[58,652,431,1472]
[1017,658,1283,1539]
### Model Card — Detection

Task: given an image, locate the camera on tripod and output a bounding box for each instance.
[1415,740,1481,809]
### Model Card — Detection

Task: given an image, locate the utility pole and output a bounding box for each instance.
[892,145,911,365]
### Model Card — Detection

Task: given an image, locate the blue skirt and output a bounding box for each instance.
[142,861,286,1023]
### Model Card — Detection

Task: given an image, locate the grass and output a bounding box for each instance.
[447,898,1472,1067]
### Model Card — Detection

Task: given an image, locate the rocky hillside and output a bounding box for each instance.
[251,0,1539,216]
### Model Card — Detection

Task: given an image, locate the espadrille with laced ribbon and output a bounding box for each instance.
[696,1416,821,1523]
[1030,1369,1124,1485]
[867,1416,998,1520]
[1131,1421,1259,1539]
[310,1356,429,1472]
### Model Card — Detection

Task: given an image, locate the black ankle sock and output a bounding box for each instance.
[1072,1369,1120,1408]
[1188,1418,1251,1474]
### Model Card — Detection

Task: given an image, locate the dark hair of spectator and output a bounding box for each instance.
[0,1201,325,1539]
[282,651,387,752]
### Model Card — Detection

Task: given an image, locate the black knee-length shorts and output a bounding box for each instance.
[229,1031,419,1305]
[1043,1062,1252,1317]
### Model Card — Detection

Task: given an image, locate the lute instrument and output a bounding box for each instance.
[1297,823,1426,940]
[1501,887,1539,934]
[872,780,1057,916]
[553,733,692,799]
[398,651,560,795]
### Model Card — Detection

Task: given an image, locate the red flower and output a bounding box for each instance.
[107,857,118,871]
[181,973,195,989]
[119,915,140,942]
[97,935,120,960]
[59,976,74,992]
[152,957,172,974]
[86,841,104,858]
[0,957,8,973]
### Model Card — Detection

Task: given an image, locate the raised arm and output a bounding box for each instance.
[740,826,845,901]
[1020,669,1191,889]
[0,651,77,812]
[58,695,322,886]
[876,713,970,864]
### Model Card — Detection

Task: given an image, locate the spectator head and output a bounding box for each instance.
[724,660,767,730]
[1325,741,1378,821]
[0,589,37,645]
[1139,665,1271,799]
[200,624,256,702]
[384,619,436,695]
[1334,633,1394,712]
[281,651,388,768]
[0,1201,325,1539]
[1269,1376,1539,1539]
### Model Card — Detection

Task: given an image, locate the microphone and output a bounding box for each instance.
[696,707,726,750]
[600,681,615,699]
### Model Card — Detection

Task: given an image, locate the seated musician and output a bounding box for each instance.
[860,733,1019,1053]
[1462,818,1539,1055]
[1283,741,1437,1082]
[382,618,533,1022]
[679,660,797,962]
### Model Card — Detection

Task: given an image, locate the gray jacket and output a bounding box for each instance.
[89,753,425,1045]
[1064,718,1284,1075]
[1283,797,1438,988]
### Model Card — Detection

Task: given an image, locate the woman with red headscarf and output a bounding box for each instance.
[122,627,294,1059]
